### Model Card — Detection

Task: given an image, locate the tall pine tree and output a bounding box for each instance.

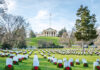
[29,30,36,38]
[75,5,98,48]
[58,28,67,37]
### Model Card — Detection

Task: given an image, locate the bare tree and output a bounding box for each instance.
[59,28,76,48]
[0,0,29,49]
[59,32,69,47]
[0,14,29,49]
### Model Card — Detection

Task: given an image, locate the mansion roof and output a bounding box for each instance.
[43,28,57,32]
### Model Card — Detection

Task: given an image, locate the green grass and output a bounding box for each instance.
[26,37,60,47]
[0,49,99,70]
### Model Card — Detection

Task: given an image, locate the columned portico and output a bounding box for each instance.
[42,28,57,37]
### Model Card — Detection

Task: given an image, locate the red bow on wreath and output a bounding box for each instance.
[8,64,12,68]
[59,64,62,67]
[70,62,73,66]
[96,66,100,70]
[34,66,39,70]
[14,61,16,64]
[65,67,70,70]
[19,59,21,61]
[54,62,57,64]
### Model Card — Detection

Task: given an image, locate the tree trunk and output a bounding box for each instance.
[68,39,72,48]
[82,40,85,53]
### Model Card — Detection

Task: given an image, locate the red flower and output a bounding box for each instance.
[34,66,38,70]
[59,63,62,67]
[65,67,70,70]
[8,64,12,68]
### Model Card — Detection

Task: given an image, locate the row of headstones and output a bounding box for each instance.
[40,49,100,57]
[49,49,100,56]
[0,50,32,57]
[5,52,40,70]
[48,48,97,52]
[40,51,73,70]
[4,50,33,70]
[0,49,33,57]
[40,50,100,70]
[40,51,88,69]
[0,49,31,52]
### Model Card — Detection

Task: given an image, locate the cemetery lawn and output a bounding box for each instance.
[26,37,60,46]
[0,50,99,70]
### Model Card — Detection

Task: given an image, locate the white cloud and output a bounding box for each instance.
[28,10,75,33]
[35,10,48,19]
[52,19,75,31]
[6,0,16,13]
[28,10,49,33]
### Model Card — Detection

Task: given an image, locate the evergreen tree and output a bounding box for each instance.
[75,5,98,48]
[29,30,36,38]
[58,28,67,37]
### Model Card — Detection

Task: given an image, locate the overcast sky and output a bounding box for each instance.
[7,0,100,33]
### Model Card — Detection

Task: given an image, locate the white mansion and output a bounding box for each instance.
[36,28,57,37]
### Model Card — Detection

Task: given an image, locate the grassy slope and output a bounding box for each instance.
[26,37,60,47]
[0,50,99,70]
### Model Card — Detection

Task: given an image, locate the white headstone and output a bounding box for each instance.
[6,58,13,65]
[1,53,5,56]
[93,62,99,70]
[33,61,39,66]
[34,55,38,59]
[76,59,79,62]
[13,56,18,62]
[64,61,70,67]
[17,55,22,59]
[82,59,86,63]
[25,54,28,59]
[53,58,57,62]
[96,59,99,62]
[63,58,67,62]
[83,60,87,63]
[69,58,73,62]
[33,55,39,62]
[58,60,62,63]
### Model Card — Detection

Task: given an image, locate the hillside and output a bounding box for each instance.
[26,37,60,47]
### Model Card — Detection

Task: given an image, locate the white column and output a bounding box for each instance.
[49,32,50,36]
[46,32,47,36]
[50,32,51,36]
[47,32,49,36]
[54,32,55,37]
[52,32,53,37]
